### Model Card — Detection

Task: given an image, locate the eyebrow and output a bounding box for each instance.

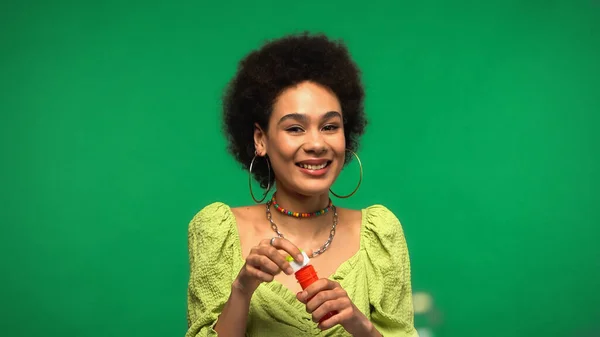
[277,111,342,125]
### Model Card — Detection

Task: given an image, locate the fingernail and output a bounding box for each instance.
[286,267,294,275]
[296,254,303,261]
[301,291,307,299]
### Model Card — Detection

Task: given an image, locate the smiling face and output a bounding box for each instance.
[254,81,346,197]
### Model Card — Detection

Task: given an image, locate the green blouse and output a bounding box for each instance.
[185,202,418,337]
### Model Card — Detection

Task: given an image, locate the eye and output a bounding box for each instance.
[322,124,340,132]
[286,126,304,133]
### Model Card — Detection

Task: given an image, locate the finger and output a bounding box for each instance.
[311,297,349,323]
[317,307,352,330]
[305,248,315,259]
[245,263,275,283]
[255,244,294,275]
[246,254,282,276]
[264,237,304,263]
[305,287,346,313]
[299,279,340,304]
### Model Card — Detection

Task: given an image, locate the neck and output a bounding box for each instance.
[268,184,334,239]
[272,190,330,214]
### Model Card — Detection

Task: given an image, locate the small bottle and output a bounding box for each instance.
[288,251,337,323]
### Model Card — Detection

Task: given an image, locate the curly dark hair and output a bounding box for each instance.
[222,32,367,189]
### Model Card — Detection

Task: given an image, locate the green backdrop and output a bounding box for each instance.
[1,1,598,336]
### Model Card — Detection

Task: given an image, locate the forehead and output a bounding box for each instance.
[272,81,341,117]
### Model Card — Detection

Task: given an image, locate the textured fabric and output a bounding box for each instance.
[185,202,418,337]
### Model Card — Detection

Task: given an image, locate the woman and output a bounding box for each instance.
[186,32,417,337]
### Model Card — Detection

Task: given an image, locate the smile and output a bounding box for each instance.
[298,162,328,170]
[295,161,332,171]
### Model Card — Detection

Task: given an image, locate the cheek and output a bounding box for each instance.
[270,143,297,161]
[267,135,290,156]
[266,140,297,170]
[334,148,346,170]
[334,137,346,156]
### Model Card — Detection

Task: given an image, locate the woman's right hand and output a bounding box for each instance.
[232,237,304,298]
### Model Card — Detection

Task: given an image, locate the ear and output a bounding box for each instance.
[253,123,267,156]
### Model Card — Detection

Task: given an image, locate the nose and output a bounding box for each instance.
[303,129,327,155]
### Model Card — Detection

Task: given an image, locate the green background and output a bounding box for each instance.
[1,1,598,336]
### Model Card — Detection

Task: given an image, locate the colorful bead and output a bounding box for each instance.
[271,194,333,218]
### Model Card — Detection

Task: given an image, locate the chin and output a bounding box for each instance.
[289,180,333,197]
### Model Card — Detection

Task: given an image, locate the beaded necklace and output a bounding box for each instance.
[266,201,337,258]
[270,193,333,218]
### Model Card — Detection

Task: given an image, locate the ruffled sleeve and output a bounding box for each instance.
[363,205,418,337]
[185,202,238,337]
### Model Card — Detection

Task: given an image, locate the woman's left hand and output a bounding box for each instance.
[296,279,381,336]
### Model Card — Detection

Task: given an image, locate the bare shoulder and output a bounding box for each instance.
[230,204,270,256]
[230,204,265,230]
[336,207,363,232]
[336,207,362,220]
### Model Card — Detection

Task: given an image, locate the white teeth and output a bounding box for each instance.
[299,162,328,170]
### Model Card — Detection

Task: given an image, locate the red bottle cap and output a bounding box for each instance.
[295,264,319,290]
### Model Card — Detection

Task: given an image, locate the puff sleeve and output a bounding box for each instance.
[185,202,238,337]
[363,205,418,337]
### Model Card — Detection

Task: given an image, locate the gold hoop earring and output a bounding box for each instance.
[330,150,363,199]
[249,153,272,203]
